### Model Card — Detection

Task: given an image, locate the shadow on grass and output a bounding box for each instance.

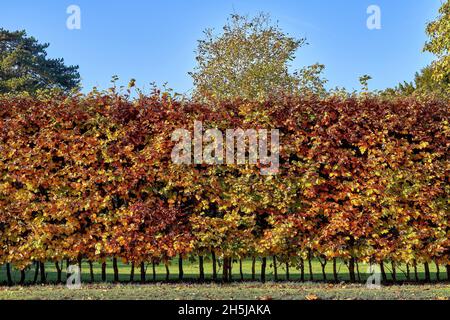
[1,270,448,286]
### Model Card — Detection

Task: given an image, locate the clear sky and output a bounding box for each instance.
[0,0,442,93]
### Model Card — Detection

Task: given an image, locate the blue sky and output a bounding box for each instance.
[0,0,442,93]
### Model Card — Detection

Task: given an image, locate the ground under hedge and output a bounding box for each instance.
[0,283,449,300]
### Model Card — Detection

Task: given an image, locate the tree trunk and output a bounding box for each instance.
[356,260,361,282]
[424,262,431,282]
[39,262,46,284]
[140,262,146,283]
[251,257,256,281]
[77,257,82,274]
[199,256,205,281]
[19,269,26,285]
[130,262,135,282]
[239,259,244,281]
[285,262,290,281]
[380,261,387,282]
[273,256,278,281]
[333,258,338,282]
[211,251,217,281]
[228,258,232,281]
[33,261,39,284]
[178,255,184,281]
[413,260,419,282]
[112,257,119,282]
[261,257,267,283]
[55,262,62,284]
[435,262,440,281]
[89,261,94,283]
[406,263,411,281]
[308,251,313,281]
[152,261,156,281]
[299,258,305,282]
[348,258,356,282]
[6,263,13,286]
[165,262,170,281]
[222,257,229,282]
[391,261,397,282]
[101,262,107,282]
[320,259,327,281]
[446,264,450,282]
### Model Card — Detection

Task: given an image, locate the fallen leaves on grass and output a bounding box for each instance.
[436,296,448,300]
[305,294,320,300]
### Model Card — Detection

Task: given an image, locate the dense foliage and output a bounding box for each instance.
[0,29,80,94]
[0,90,448,284]
[424,0,450,94]
[382,65,449,99]
[189,14,327,102]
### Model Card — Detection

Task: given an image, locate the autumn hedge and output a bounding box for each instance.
[0,91,448,284]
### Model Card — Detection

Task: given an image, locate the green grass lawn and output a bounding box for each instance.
[1,258,448,300]
[0,282,449,300]
[0,257,448,284]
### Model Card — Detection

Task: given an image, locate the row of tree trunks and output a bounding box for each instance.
[125,260,175,283]
[136,261,153,282]
[4,259,448,284]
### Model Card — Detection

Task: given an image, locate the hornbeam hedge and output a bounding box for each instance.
[0,90,448,284]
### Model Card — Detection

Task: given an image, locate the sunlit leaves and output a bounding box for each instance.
[0,90,448,272]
